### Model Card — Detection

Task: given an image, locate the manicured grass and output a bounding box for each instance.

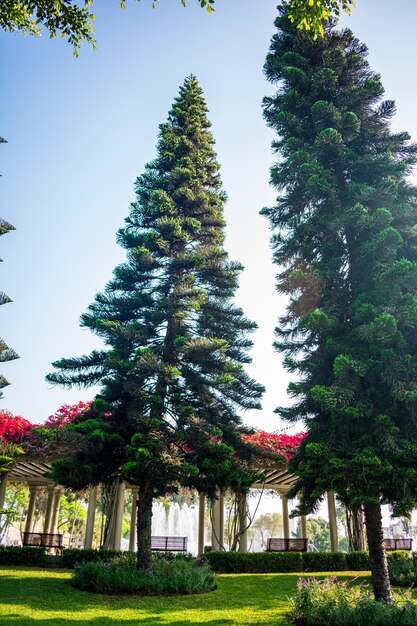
[0,566,370,625]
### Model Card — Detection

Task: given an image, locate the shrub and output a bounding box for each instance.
[203,551,303,573]
[302,551,347,572]
[60,548,124,568]
[0,545,47,566]
[288,576,417,626]
[61,548,194,569]
[387,551,416,588]
[387,550,413,564]
[204,550,373,574]
[346,551,370,571]
[72,556,217,595]
[151,551,195,563]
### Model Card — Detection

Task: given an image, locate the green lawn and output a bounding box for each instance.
[0,567,372,626]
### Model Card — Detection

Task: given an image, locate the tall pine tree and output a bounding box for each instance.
[0,137,19,397]
[263,8,417,601]
[47,76,264,568]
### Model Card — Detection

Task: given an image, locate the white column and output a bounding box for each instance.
[25,485,38,534]
[112,482,125,551]
[281,492,290,538]
[327,491,339,551]
[301,515,308,540]
[0,472,8,538]
[198,493,205,557]
[129,488,138,552]
[50,488,63,534]
[84,485,98,549]
[43,484,55,534]
[0,472,8,511]
[238,493,248,553]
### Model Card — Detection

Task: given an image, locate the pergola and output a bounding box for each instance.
[0,456,339,554]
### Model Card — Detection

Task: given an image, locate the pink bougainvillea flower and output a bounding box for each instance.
[242,430,307,463]
[0,410,34,444]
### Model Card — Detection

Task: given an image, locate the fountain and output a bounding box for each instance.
[151,501,203,555]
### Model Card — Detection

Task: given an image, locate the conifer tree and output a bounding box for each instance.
[47,76,263,569]
[263,8,417,601]
[0,138,19,397]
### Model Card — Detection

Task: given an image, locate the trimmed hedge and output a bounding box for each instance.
[61,549,194,568]
[346,550,370,571]
[302,551,347,572]
[60,548,125,569]
[204,550,376,574]
[388,550,412,564]
[0,546,408,574]
[0,545,47,566]
[204,550,303,573]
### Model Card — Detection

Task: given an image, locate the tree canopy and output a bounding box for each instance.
[263,5,417,602]
[47,76,264,568]
[1,0,356,55]
[0,138,19,397]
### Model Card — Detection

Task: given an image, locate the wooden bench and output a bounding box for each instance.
[384,538,413,551]
[151,536,188,552]
[23,532,64,549]
[266,538,308,552]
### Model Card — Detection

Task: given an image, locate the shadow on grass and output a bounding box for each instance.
[0,570,295,610]
[0,619,235,625]
[0,567,370,626]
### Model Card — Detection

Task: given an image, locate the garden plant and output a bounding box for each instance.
[288,575,417,626]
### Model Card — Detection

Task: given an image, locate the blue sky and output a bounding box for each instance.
[1,0,416,429]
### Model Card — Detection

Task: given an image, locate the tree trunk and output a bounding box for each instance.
[101,481,118,549]
[346,506,366,551]
[363,502,392,602]
[136,482,153,570]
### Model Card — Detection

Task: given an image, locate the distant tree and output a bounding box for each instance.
[1,0,355,55]
[0,482,28,543]
[57,493,87,546]
[47,76,263,569]
[252,512,283,549]
[294,516,331,552]
[263,6,417,602]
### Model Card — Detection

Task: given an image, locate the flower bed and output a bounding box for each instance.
[288,576,417,626]
[72,556,217,595]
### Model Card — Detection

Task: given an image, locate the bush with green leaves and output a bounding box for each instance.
[204,550,303,573]
[302,551,347,573]
[60,548,125,569]
[387,551,416,588]
[61,548,194,569]
[72,556,217,595]
[288,576,417,626]
[0,545,47,566]
[204,550,374,574]
[346,551,370,572]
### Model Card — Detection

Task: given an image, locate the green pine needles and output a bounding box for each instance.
[47,76,263,569]
[0,138,19,397]
[263,7,417,602]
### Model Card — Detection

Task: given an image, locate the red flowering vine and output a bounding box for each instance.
[1,403,306,472]
[242,430,307,464]
[0,410,34,445]
[43,401,92,428]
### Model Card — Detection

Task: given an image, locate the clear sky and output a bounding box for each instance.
[0,0,416,429]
